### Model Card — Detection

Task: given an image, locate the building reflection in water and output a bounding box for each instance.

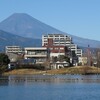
[0,75,100,86]
[0,76,9,86]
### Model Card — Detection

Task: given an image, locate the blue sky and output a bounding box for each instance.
[0,0,100,40]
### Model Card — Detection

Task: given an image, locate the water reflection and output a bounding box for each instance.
[0,75,100,86]
[0,76,9,86]
[1,75,100,100]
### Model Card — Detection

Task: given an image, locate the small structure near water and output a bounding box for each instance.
[50,61,69,69]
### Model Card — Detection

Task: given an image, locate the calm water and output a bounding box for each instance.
[0,75,100,100]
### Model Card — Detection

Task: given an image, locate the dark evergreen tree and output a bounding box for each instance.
[0,53,10,73]
[0,53,10,66]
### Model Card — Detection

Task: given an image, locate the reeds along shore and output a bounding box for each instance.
[3,66,100,75]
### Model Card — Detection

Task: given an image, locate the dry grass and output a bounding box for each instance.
[66,66,100,74]
[46,66,100,75]
[4,69,44,75]
[3,66,100,75]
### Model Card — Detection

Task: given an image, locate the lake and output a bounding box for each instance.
[0,75,100,100]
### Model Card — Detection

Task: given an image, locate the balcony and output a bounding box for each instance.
[24,54,47,58]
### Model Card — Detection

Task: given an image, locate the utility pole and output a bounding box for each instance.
[70,38,72,64]
[87,45,91,66]
[97,51,100,75]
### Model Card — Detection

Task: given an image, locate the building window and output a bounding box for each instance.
[60,35,64,37]
[55,48,59,50]
[27,51,35,55]
[60,48,64,50]
[50,48,53,50]
[60,38,64,40]
[44,36,47,37]
[55,35,59,37]
[49,35,53,37]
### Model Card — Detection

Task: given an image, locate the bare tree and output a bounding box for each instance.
[96,48,100,68]
[42,59,50,70]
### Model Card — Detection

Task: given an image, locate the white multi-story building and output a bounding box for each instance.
[5,46,24,62]
[24,47,49,64]
[42,34,82,57]
[42,34,71,46]
[5,46,23,54]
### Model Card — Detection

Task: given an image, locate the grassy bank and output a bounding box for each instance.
[3,66,100,75]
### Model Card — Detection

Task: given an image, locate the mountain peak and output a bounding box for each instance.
[0,13,100,48]
[2,13,36,23]
[9,13,34,19]
[11,13,29,16]
[0,13,62,38]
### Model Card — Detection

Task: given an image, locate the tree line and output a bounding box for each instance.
[0,53,10,74]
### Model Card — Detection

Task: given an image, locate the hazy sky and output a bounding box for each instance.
[0,0,100,40]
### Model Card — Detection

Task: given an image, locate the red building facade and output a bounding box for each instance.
[43,38,68,57]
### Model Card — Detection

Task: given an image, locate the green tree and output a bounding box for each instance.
[52,56,57,62]
[0,53,10,73]
[0,53,10,65]
[58,55,70,62]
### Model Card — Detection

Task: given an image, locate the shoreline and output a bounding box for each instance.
[2,66,100,76]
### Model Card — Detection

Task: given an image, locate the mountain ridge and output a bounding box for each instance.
[0,13,63,38]
[0,13,100,48]
[0,30,41,51]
